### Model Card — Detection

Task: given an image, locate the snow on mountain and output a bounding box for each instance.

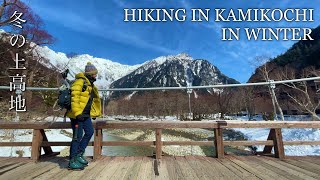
[33,45,239,92]
[35,46,141,89]
[111,53,239,91]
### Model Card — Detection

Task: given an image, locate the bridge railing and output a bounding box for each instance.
[0,120,320,161]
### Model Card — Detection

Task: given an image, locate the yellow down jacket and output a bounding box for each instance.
[66,72,102,119]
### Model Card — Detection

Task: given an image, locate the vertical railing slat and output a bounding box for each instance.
[214,128,224,158]
[93,128,102,161]
[31,129,42,161]
[156,128,162,159]
[274,128,285,159]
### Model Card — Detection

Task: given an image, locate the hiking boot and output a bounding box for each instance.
[68,157,84,170]
[76,151,88,166]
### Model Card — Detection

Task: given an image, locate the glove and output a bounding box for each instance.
[76,115,85,121]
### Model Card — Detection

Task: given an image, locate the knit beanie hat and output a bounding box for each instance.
[85,62,98,75]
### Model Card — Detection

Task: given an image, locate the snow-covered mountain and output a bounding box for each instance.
[34,45,238,91]
[35,46,141,89]
[111,53,239,89]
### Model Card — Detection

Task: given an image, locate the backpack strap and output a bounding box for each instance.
[81,78,87,92]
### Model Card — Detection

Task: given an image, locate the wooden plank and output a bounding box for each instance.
[263,159,318,179]
[207,157,247,180]
[0,142,32,146]
[201,156,241,179]
[32,158,69,180]
[263,129,275,154]
[2,121,320,129]
[250,156,314,180]
[18,158,62,179]
[103,141,154,146]
[110,156,137,179]
[174,156,198,179]
[40,142,94,146]
[123,156,144,180]
[0,157,12,162]
[95,156,125,179]
[0,162,27,176]
[262,156,320,179]
[136,156,155,180]
[0,140,282,147]
[284,159,320,175]
[225,155,280,179]
[0,160,48,179]
[31,129,42,161]
[163,141,212,146]
[97,121,320,129]
[274,128,285,159]
[93,129,103,161]
[185,156,211,180]
[155,128,162,160]
[40,129,53,155]
[171,156,184,179]
[154,156,170,179]
[74,156,114,180]
[60,157,109,179]
[214,128,224,158]
[224,140,274,146]
[194,156,224,178]
[220,156,259,179]
[106,140,275,147]
[228,156,288,180]
[165,156,178,180]
[1,140,301,148]
[0,157,21,167]
[283,141,320,145]
[301,156,320,166]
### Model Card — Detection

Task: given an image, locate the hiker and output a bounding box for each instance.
[67,62,101,170]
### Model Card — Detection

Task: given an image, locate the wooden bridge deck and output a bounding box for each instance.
[0,155,320,180]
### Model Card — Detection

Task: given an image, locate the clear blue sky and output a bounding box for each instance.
[22,0,320,83]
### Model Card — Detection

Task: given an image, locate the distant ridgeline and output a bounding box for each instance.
[110,54,239,99]
[248,25,320,83]
[272,25,320,68]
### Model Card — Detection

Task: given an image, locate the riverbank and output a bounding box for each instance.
[108,128,252,156]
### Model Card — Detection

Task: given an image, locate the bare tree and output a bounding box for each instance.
[0,0,23,26]
[276,66,320,121]
[254,56,284,121]
[243,86,256,120]
[215,88,234,118]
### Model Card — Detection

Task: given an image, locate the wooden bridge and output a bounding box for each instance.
[0,120,320,179]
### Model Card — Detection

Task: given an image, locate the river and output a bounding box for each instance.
[84,128,253,157]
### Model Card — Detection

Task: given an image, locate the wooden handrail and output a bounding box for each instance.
[0,120,319,161]
[1,120,320,129]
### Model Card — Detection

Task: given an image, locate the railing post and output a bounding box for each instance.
[263,128,285,159]
[214,128,224,158]
[274,128,285,159]
[31,129,42,161]
[155,128,162,159]
[93,128,103,161]
[40,129,53,155]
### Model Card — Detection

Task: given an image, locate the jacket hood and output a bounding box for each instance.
[75,72,91,85]
[75,72,86,79]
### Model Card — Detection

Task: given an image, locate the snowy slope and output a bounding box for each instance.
[35,46,141,89]
[111,53,239,91]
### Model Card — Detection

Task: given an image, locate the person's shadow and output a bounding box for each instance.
[39,156,70,169]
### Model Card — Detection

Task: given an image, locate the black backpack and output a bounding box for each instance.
[57,78,87,110]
